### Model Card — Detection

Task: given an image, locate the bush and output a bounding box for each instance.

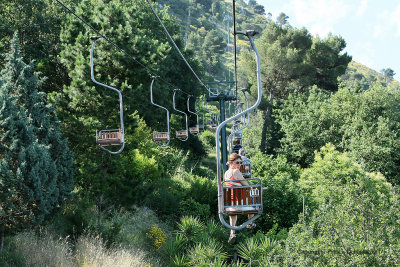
[146,224,168,251]
[178,198,211,222]
[250,153,302,231]
[75,234,150,266]
[198,130,215,151]
[9,229,74,267]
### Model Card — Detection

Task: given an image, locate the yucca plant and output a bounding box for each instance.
[187,240,228,266]
[176,216,204,245]
[236,238,264,266]
[163,235,185,263]
[171,254,189,267]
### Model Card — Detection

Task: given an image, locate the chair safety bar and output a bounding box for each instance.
[150,76,170,146]
[173,89,188,141]
[90,36,125,155]
[216,30,262,230]
[222,178,263,215]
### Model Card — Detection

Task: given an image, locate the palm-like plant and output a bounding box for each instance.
[187,240,228,266]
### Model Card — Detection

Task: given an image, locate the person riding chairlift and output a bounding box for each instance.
[224,153,256,244]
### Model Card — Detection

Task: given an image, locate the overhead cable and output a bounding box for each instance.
[54,0,193,95]
[145,0,215,96]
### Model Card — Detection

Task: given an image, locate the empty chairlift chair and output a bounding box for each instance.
[187,95,200,135]
[173,89,188,141]
[150,76,170,146]
[90,36,125,154]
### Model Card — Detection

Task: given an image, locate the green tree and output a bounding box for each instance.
[240,22,350,154]
[240,22,314,154]
[307,34,352,91]
[276,12,289,25]
[251,153,302,230]
[277,84,400,183]
[0,34,74,250]
[284,145,400,265]
[51,0,206,202]
[0,0,71,93]
[380,68,396,83]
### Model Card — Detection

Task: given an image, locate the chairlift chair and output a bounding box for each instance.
[173,89,189,141]
[90,36,125,154]
[228,90,250,154]
[150,76,170,146]
[187,95,200,135]
[215,30,263,230]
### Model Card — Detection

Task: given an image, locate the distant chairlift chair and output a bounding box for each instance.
[187,95,200,135]
[173,89,189,141]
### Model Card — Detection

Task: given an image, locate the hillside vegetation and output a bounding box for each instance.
[1,0,400,266]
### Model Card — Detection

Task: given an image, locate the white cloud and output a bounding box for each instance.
[373,25,383,38]
[391,4,400,36]
[282,0,351,37]
[356,0,368,17]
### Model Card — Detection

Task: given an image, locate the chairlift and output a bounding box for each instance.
[150,76,170,146]
[197,97,205,132]
[187,95,199,135]
[215,30,263,230]
[173,89,188,141]
[228,90,250,154]
[90,36,125,154]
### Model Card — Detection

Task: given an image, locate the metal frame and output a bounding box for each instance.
[216,31,262,230]
[150,76,170,146]
[90,37,125,154]
[173,89,188,141]
[187,95,199,135]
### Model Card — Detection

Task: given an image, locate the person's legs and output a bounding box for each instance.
[246,214,256,228]
[229,215,237,236]
[228,215,237,243]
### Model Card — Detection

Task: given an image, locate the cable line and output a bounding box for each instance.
[54,0,194,96]
[232,0,238,104]
[145,0,215,96]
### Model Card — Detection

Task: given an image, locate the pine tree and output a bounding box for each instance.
[0,33,74,250]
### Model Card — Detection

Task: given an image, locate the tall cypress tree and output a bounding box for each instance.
[0,33,74,250]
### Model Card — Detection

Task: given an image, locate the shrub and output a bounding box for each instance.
[178,198,211,223]
[146,224,167,251]
[199,130,215,151]
[75,234,149,266]
[11,229,74,267]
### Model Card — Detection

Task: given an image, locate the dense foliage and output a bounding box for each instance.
[0,34,74,241]
[1,0,400,265]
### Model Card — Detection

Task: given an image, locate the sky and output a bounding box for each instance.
[257,0,400,80]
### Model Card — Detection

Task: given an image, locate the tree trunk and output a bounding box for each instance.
[259,87,274,153]
[0,230,4,252]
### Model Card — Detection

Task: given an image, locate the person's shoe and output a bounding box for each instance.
[228,234,236,244]
[246,223,256,229]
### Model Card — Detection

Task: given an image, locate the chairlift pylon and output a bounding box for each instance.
[90,36,125,154]
[173,89,189,141]
[150,76,170,146]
